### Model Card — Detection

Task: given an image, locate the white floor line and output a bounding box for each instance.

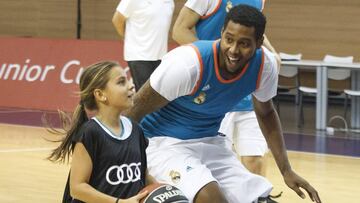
[0,147,54,153]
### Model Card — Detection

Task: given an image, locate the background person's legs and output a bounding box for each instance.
[233,111,268,176]
[220,111,268,176]
[127,60,161,91]
[241,155,267,177]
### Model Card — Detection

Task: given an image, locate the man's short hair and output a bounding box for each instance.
[224,4,267,41]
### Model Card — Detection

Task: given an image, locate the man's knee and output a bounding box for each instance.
[193,182,228,203]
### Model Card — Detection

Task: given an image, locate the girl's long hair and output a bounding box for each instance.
[47,61,120,163]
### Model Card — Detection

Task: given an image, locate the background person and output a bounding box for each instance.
[112,0,175,91]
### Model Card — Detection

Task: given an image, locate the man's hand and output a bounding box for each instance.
[283,169,322,203]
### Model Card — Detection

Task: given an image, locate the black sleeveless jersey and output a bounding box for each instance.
[62,116,148,203]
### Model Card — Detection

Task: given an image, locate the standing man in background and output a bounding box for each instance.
[112,0,175,91]
[172,0,280,177]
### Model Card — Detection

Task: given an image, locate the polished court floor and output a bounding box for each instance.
[0,99,359,202]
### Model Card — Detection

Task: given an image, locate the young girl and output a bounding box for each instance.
[48,61,152,203]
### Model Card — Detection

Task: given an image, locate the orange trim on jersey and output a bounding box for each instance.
[189,45,204,95]
[213,41,250,84]
[256,48,265,89]
[200,0,222,19]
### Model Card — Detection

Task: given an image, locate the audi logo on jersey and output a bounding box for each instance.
[106,162,141,185]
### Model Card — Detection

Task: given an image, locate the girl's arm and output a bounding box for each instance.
[70,143,117,202]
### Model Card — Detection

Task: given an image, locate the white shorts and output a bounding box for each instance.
[219,111,268,156]
[146,136,272,203]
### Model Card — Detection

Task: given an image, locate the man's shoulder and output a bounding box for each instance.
[262,47,278,69]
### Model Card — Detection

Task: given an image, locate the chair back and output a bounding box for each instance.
[279,52,302,77]
[324,55,353,80]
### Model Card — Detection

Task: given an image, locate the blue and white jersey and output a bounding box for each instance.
[189,0,264,40]
[140,40,269,140]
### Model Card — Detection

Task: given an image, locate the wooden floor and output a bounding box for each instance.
[0,124,69,203]
[0,123,359,203]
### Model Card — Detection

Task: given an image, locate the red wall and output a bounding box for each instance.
[0,37,179,112]
[0,37,127,112]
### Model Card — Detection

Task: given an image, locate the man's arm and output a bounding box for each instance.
[253,96,321,203]
[172,6,201,45]
[124,80,169,123]
[112,11,126,39]
[252,96,290,173]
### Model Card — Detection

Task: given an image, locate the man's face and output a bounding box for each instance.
[220,20,262,76]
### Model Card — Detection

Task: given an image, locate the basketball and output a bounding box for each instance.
[139,183,189,203]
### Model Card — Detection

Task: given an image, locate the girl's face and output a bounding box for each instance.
[102,66,135,111]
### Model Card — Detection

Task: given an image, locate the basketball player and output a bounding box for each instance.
[173,0,280,177]
[125,5,321,203]
[48,61,154,203]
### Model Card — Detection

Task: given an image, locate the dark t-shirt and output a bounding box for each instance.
[62,116,148,203]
